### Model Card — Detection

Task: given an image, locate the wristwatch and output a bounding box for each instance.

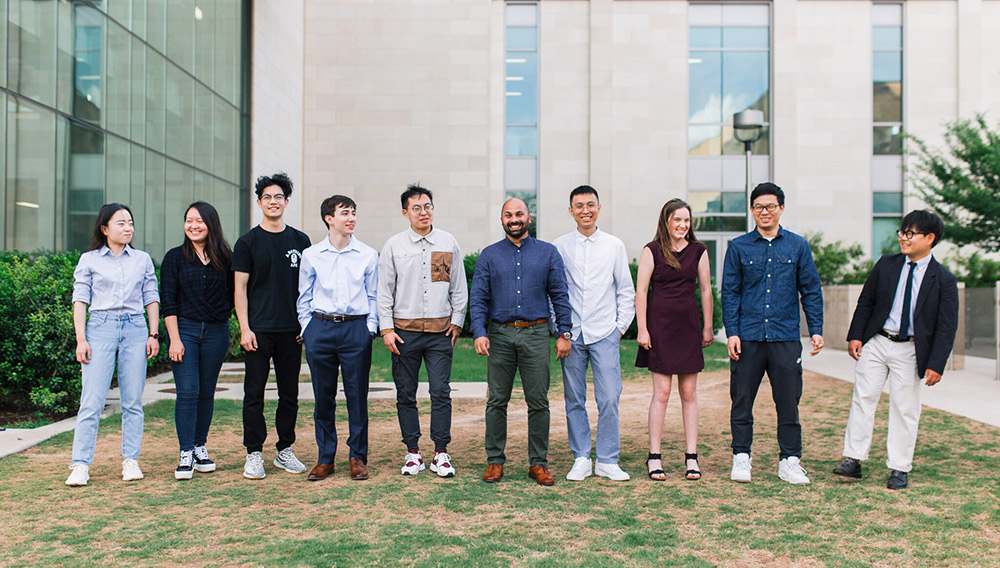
[149,333,159,339]
[560,332,572,340]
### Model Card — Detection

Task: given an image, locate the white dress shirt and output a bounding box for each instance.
[552,228,636,344]
[883,253,932,334]
[297,235,379,334]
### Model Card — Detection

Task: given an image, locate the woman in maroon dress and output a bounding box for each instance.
[636,199,713,481]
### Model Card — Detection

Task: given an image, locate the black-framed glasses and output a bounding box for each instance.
[751,204,780,213]
[896,229,928,240]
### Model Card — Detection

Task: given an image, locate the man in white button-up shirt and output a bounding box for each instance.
[377,185,467,478]
[552,185,636,482]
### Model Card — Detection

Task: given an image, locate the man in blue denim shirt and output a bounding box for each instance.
[722,183,824,485]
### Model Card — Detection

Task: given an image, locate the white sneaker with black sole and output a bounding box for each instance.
[193,445,216,473]
[244,451,266,479]
[175,450,194,480]
[401,452,425,476]
[65,464,89,486]
[122,459,144,482]
[429,451,456,478]
[274,447,307,474]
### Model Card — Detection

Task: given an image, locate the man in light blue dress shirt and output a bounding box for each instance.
[297,195,378,481]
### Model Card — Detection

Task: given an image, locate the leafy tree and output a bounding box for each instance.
[805,233,873,286]
[946,250,1000,288]
[908,114,1000,251]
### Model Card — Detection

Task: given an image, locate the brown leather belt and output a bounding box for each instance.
[313,311,366,323]
[496,318,548,328]
[877,329,912,343]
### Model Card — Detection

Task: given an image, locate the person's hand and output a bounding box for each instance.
[146,336,160,359]
[241,328,257,352]
[76,339,91,365]
[474,336,490,357]
[383,331,403,354]
[727,336,741,361]
[810,334,825,356]
[848,339,863,361]
[637,329,651,350]
[169,338,185,363]
[554,337,571,360]
[296,334,304,345]
[702,327,714,348]
[924,369,943,386]
[447,324,462,348]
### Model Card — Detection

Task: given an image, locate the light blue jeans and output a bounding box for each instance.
[71,313,149,465]
[560,331,623,464]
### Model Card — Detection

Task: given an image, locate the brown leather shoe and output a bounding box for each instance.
[349,457,369,480]
[528,465,555,486]
[307,463,335,482]
[482,463,504,483]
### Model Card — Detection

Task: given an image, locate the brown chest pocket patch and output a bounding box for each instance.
[431,251,453,282]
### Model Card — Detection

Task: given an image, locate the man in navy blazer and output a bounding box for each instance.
[833,210,958,489]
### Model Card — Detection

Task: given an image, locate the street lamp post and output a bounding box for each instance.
[733,109,765,232]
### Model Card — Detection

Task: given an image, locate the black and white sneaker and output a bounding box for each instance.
[193,445,216,473]
[175,450,194,480]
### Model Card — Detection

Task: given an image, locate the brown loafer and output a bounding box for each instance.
[307,463,335,482]
[482,463,504,483]
[349,457,369,480]
[528,465,555,486]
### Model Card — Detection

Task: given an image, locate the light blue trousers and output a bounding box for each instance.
[71,313,149,465]
[560,331,623,464]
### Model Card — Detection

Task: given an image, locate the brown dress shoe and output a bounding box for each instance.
[307,463,335,482]
[528,465,555,486]
[482,463,504,483]
[349,457,370,480]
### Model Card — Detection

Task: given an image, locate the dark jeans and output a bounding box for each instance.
[243,331,302,454]
[391,329,453,452]
[730,340,803,459]
[303,317,372,464]
[170,318,230,451]
[485,322,551,466]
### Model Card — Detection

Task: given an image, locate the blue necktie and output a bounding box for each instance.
[898,261,917,340]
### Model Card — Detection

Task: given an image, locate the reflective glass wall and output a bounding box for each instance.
[2,0,249,258]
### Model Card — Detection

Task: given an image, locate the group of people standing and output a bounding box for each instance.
[63,174,958,493]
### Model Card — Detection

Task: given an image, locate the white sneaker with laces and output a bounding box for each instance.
[244,451,266,479]
[595,462,630,481]
[274,447,307,474]
[193,445,216,473]
[566,457,593,481]
[175,450,194,480]
[400,452,425,476]
[778,456,811,485]
[122,459,144,481]
[731,453,752,483]
[429,451,456,478]
[65,464,89,486]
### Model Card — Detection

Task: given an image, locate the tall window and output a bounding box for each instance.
[872,3,903,255]
[504,2,538,235]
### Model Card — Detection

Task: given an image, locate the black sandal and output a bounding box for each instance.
[685,453,701,481]
[646,453,666,481]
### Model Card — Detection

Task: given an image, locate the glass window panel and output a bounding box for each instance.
[689,125,721,156]
[213,98,237,181]
[689,27,721,49]
[688,191,724,214]
[722,4,770,27]
[693,215,747,233]
[108,0,131,30]
[6,99,57,252]
[688,51,721,123]
[505,52,537,124]
[167,0,195,73]
[874,81,902,123]
[129,143,146,244]
[215,178,238,242]
[194,171,213,211]
[194,83,214,173]
[145,48,166,153]
[721,191,747,213]
[214,0,239,105]
[132,0,146,40]
[873,26,902,49]
[164,161,194,248]
[195,0,215,84]
[872,3,903,27]
[873,51,901,83]
[505,125,537,157]
[106,20,130,137]
[873,217,901,256]
[146,0,165,53]
[9,0,58,107]
[506,4,537,27]
[144,151,165,256]
[106,135,130,205]
[505,27,537,51]
[874,125,902,155]
[166,62,194,163]
[722,26,769,49]
[722,51,769,120]
[873,192,902,214]
[0,0,7,87]
[722,125,769,156]
[130,36,146,143]
[67,122,105,251]
[704,239,717,282]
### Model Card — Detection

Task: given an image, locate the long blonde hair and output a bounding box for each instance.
[653,199,698,271]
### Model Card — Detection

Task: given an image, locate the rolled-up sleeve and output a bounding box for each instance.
[141,255,160,306]
[72,254,93,305]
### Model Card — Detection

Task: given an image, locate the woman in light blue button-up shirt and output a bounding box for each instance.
[65,204,160,487]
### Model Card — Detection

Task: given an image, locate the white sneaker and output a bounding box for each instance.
[401,452,425,476]
[193,445,216,473]
[566,457,593,481]
[244,451,266,479]
[731,453,752,483]
[66,464,89,486]
[122,459,144,481]
[274,447,307,474]
[595,462,630,481]
[778,456,811,485]
[175,450,194,480]
[429,451,456,478]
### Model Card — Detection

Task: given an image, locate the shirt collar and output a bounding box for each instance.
[574,228,601,243]
[319,234,361,253]
[408,227,436,244]
[907,253,933,270]
[752,226,786,241]
[504,235,533,249]
[99,245,133,257]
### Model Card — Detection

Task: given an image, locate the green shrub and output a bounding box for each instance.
[805,232,874,285]
[947,250,1000,288]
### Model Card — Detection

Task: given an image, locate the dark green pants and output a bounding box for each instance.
[484,322,551,466]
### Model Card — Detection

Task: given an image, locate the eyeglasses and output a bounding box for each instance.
[260,193,286,203]
[572,202,599,211]
[751,204,780,213]
[896,229,929,240]
[409,204,434,213]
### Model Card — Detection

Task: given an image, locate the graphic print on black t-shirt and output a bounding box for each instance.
[232,225,312,333]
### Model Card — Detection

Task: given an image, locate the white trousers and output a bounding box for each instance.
[842,334,922,472]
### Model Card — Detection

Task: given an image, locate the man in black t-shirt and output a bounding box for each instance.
[233,173,312,480]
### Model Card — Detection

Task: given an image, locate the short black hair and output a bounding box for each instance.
[400,184,433,210]
[901,209,944,248]
[569,185,599,205]
[254,172,293,199]
[320,195,357,228]
[750,182,784,207]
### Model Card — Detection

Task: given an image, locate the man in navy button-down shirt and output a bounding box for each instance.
[470,198,572,486]
[722,182,824,486]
